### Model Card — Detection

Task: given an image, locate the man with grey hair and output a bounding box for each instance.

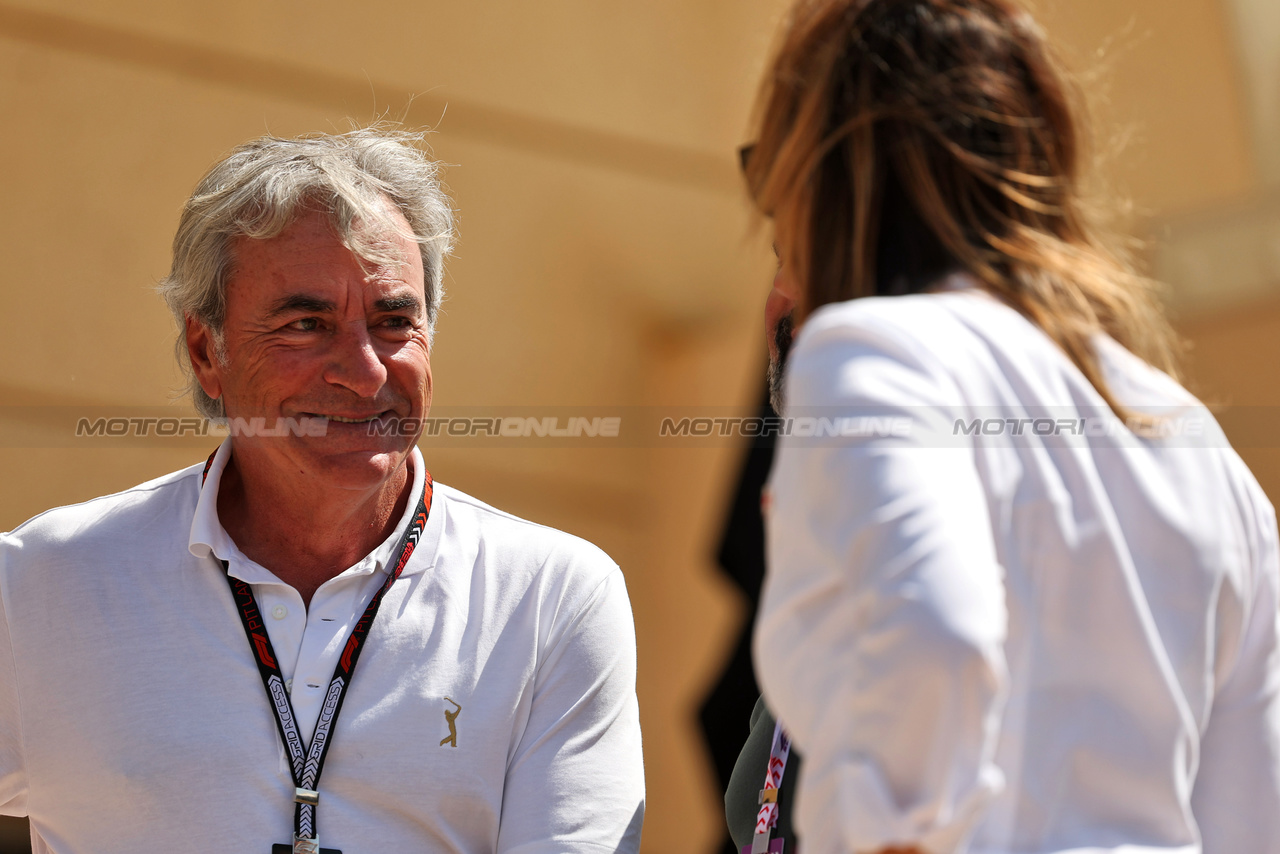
[0,128,644,854]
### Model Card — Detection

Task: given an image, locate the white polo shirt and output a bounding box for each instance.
[757,283,1280,854]
[0,442,644,853]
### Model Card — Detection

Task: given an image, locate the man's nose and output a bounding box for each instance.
[324,322,388,397]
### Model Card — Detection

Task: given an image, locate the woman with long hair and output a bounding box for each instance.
[745,1,1280,852]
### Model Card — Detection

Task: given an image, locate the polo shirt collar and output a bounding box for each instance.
[188,440,441,583]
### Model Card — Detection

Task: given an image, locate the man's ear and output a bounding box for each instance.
[185,315,224,402]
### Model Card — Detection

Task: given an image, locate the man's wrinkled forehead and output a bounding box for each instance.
[227,201,419,280]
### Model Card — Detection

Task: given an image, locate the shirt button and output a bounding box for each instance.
[271,605,288,620]
[286,678,294,692]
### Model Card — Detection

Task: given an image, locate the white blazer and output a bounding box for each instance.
[757,280,1280,854]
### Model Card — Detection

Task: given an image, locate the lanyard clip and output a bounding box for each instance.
[292,835,320,854]
[294,788,319,806]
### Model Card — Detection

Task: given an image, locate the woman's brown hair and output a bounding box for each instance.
[744,0,1181,416]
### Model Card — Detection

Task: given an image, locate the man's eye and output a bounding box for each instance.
[382,317,413,329]
[290,317,320,332]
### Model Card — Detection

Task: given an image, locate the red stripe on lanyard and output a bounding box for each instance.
[204,451,433,850]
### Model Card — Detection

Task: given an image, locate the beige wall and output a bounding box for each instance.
[0,1,1274,852]
[1034,0,1256,215]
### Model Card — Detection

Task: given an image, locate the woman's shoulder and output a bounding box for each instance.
[794,277,1018,379]
[802,275,1007,338]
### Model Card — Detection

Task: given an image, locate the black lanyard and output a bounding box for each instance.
[204,455,433,854]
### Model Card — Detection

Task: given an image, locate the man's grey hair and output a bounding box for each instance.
[158,127,454,421]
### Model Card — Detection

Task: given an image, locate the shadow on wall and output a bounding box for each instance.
[699,388,776,854]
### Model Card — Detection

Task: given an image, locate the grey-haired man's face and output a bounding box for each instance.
[185,207,432,492]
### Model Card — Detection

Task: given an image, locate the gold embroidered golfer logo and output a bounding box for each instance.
[440,697,461,747]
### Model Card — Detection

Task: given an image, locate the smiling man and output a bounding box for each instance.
[0,129,644,854]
